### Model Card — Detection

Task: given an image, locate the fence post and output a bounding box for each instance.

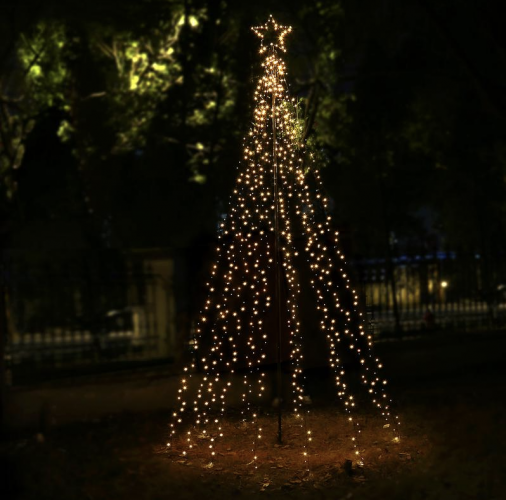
[385,254,402,333]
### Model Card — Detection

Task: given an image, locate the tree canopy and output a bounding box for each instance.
[0,0,505,256]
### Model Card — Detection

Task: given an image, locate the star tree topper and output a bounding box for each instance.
[252,15,292,54]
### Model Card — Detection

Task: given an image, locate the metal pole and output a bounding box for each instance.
[271,60,284,444]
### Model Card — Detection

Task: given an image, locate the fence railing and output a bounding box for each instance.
[1,251,175,385]
[356,252,506,335]
[2,250,505,386]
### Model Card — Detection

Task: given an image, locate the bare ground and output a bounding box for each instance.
[1,337,506,500]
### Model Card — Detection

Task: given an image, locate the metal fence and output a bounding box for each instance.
[2,249,505,386]
[356,252,506,335]
[1,251,175,385]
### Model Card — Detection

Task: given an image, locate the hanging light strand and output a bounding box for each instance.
[169,15,400,468]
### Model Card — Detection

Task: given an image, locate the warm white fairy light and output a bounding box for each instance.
[169,14,400,467]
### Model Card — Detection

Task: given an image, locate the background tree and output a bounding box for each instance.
[1,0,506,258]
[333,0,506,259]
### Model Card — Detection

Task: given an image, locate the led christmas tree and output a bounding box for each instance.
[168,15,400,467]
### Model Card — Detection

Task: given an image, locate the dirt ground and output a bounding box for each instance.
[1,337,506,500]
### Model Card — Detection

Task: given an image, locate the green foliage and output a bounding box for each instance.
[1,0,505,256]
[17,22,70,106]
[0,20,70,199]
[91,11,189,152]
[278,99,304,144]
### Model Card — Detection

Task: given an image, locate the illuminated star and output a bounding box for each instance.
[252,15,292,53]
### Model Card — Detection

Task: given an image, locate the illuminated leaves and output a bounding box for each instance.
[56,120,74,143]
[279,100,305,146]
[17,22,70,106]
[0,21,69,197]
[92,15,188,152]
